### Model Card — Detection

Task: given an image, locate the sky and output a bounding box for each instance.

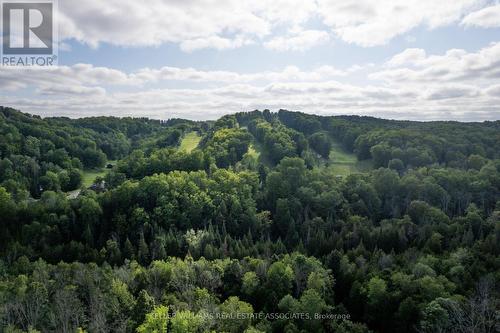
[1,0,500,121]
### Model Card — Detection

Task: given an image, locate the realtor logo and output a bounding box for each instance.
[1,0,57,66]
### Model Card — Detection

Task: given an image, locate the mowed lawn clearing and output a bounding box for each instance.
[81,169,108,187]
[81,160,117,187]
[328,142,372,176]
[179,132,201,152]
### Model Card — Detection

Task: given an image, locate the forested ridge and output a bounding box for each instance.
[0,106,498,333]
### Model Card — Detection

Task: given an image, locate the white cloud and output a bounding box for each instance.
[2,56,500,121]
[0,63,349,96]
[317,0,482,46]
[252,0,318,26]
[3,39,500,122]
[386,48,427,67]
[59,0,270,48]
[462,4,500,28]
[485,84,500,97]
[37,85,106,97]
[127,65,347,84]
[373,42,500,82]
[4,78,497,121]
[264,30,330,51]
[180,35,255,52]
[56,0,318,50]
[55,0,497,50]
[0,64,348,90]
[0,64,136,96]
[425,85,480,100]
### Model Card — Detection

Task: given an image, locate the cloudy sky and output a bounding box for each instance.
[2,0,500,121]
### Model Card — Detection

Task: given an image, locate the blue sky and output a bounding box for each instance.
[2,0,500,121]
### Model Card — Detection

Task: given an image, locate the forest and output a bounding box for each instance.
[0,106,498,333]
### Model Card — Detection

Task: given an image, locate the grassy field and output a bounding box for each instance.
[328,142,372,176]
[179,132,201,152]
[81,169,108,187]
[329,142,357,164]
[81,160,117,187]
[245,139,371,175]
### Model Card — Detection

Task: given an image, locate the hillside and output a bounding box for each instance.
[0,107,499,333]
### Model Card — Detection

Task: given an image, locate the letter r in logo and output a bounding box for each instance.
[2,2,53,54]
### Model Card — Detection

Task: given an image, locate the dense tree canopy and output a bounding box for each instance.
[0,107,498,332]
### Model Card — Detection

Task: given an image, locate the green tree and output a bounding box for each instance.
[171,310,203,333]
[137,306,169,333]
[218,296,254,333]
[266,262,294,306]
